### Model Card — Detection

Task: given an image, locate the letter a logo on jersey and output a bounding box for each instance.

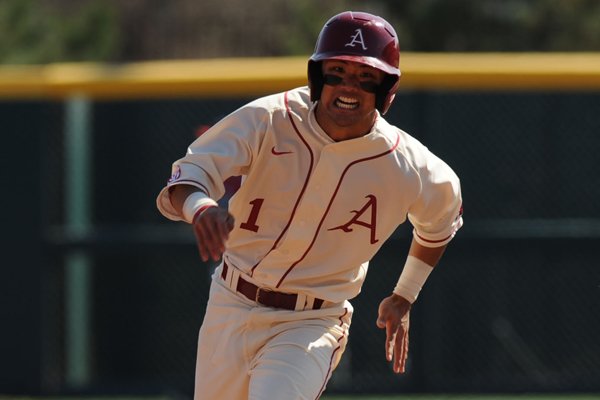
[329,195,378,244]
[345,29,368,50]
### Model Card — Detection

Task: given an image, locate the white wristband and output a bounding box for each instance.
[181,191,218,223]
[393,256,434,304]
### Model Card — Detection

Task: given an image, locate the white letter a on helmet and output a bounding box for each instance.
[345,29,368,50]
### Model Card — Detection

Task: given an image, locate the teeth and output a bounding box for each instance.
[339,96,358,104]
[336,96,359,109]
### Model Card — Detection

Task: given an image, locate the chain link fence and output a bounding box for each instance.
[5,88,600,396]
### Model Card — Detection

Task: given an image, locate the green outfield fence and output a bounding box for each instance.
[2,54,600,398]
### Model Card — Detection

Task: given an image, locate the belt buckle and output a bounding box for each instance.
[255,286,273,305]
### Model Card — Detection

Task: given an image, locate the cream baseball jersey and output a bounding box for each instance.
[157,86,463,303]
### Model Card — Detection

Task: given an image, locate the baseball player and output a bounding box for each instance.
[157,11,463,400]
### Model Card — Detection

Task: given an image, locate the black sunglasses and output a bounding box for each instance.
[323,74,379,93]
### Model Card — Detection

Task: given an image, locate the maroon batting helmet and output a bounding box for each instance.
[308,11,401,115]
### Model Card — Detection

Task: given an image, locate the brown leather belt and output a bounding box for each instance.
[221,262,324,311]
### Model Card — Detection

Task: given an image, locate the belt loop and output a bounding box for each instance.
[304,296,315,310]
[222,261,241,293]
[294,293,307,311]
[230,267,241,293]
[224,262,234,287]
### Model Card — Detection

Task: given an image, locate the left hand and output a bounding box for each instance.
[376,294,412,373]
[192,206,235,262]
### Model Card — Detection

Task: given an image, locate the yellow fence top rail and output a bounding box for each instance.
[1,53,600,99]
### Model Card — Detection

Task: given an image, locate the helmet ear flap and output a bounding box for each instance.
[308,60,324,102]
[376,74,400,115]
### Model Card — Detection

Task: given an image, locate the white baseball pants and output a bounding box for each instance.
[194,268,353,400]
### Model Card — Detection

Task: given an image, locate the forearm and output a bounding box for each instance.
[393,239,448,303]
[169,184,203,215]
[407,239,447,267]
[168,185,218,223]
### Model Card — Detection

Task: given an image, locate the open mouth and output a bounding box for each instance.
[335,96,359,110]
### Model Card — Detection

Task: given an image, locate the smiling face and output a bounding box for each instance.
[314,59,385,141]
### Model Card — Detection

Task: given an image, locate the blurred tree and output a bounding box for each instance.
[108,0,369,60]
[2,0,600,64]
[381,0,600,51]
[58,0,119,61]
[281,0,366,55]
[0,0,60,63]
[0,0,118,64]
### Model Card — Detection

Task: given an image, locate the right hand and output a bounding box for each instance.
[192,206,235,262]
[376,294,412,374]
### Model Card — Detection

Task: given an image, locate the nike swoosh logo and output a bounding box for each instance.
[271,146,293,156]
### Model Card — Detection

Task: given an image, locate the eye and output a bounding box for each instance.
[360,71,376,79]
[328,65,344,74]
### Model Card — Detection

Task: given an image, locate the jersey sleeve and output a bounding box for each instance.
[407,152,463,248]
[156,102,270,221]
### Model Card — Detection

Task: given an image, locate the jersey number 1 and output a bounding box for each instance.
[240,198,264,232]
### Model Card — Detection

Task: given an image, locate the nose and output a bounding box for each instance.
[323,73,378,93]
[338,74,362,91]
[341,75,379,94]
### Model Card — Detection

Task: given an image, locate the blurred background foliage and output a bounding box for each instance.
[1,0,600,65]
[0,0,118,63]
